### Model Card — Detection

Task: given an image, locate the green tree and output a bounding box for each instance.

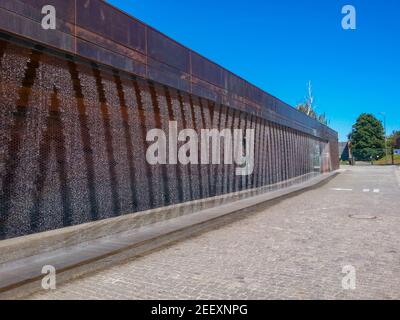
[349,114,385,161]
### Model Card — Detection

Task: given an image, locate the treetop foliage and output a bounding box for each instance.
[349,113,385,161]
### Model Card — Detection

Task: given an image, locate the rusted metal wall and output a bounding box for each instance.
[0,0,339,240]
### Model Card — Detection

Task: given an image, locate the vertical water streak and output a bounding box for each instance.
[293,131,298,178]
[284,128,289,180]
[92,65,121,216]
[227,108,236,194]
[240,112,249,191]
[279,126,284,182]
[177,91,193,200]
[67,60,99,221]
[0,40,7,68]
[214,105,223,195]
[255,117,263,187]
[30,86,72,230]
[164,85,184,203]
[264,120,270,186]
[291,129,296,178]
[302,135,307,175]
[188,94,203,200]
[132,78,155,207]
[300,134,304,176]
[148,82,169,206]
[270,125,275,185]
[287,129,292,180]
[197,98,212,197]
[263,121,269,186]
[234,111,243,191]
[208,101,217,195]
[278,126,284,183]
[245,114,253,189]
[0,49,42,238]
[222,106,231,194]
[113,71,139,211]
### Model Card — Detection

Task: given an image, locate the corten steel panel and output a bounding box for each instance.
[147,57,191,93]
[75,0,146,53]
[147,28,190,73]
[227,74,264,107]
[191,78,223,105]
[0,5,76,53]
[0,0,339,146]
[4,0,75,22]
[191,52,226,89]
[0,0,75,31]
[75,38,146,77]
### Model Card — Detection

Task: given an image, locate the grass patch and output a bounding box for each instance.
[374,154,400,165]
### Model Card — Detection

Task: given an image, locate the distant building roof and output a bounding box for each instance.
[395,137,400,149]
[339,142,350,161]
[339,142,348,155]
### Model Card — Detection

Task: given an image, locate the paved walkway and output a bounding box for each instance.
[27,166,400,299]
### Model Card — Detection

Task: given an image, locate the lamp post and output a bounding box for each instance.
[379,112,388,164]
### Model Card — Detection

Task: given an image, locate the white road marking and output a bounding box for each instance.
[363,189,370,193]
[107,277,131,285]
[331,188,353,191]
[373,189,380,193]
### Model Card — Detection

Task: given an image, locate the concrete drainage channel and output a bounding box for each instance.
[0,171,341,299]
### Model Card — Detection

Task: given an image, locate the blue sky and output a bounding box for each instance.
[107,0,399,141]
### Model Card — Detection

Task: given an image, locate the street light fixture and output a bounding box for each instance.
[378,112,388,164]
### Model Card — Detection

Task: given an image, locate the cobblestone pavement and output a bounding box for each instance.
[27,166,400,299]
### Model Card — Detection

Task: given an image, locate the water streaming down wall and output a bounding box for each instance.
[0,39,331,240]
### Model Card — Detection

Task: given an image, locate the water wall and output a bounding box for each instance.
[0,39,334,240]
[0,0,339,240]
